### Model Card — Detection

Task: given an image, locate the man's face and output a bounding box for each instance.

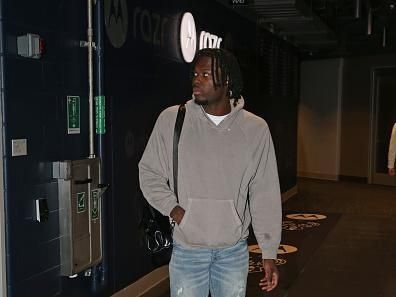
[192,56,228,106]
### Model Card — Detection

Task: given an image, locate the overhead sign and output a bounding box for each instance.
[179,12,223,63]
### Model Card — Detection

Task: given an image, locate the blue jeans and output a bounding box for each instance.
[169,240,249,297]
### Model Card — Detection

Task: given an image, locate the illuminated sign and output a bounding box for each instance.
[199,31,222,50]
[180,12,197,63]
[180,12,223,63]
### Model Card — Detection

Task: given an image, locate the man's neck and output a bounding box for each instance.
[203,100,231,116]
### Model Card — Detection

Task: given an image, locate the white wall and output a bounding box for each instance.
[297,59,343,180]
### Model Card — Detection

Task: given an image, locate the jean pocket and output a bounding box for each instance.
[179,198,242,247]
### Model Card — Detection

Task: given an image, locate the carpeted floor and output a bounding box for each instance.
[247,211,340,297]
[278,178,396,297]
[160,178,396,297]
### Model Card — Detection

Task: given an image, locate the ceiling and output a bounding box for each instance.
[217,0,396,57]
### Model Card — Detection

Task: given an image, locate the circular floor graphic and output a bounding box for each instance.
[249,244,298,255]
[286,213,327,220]
[282,220,320,230]
[249,257,287,273]
[277,244,298,254]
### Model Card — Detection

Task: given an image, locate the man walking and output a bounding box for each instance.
[139,48,282,297]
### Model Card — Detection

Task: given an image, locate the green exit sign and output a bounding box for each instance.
[67,96,80,134]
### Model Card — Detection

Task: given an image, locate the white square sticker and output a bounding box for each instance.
[11,139,27,156]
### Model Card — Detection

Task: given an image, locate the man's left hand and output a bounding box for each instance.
[259,259,279,292]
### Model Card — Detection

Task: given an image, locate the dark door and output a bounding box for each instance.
[370,67,396,186]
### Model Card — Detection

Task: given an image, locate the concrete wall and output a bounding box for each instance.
[298,59,343,180]
[299,53,396,181]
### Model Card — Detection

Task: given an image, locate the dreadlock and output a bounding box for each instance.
[190,48,243,106]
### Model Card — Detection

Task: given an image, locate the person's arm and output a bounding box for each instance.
[139,110,180,217]
[248,126,282,291]
[388,123,396,176]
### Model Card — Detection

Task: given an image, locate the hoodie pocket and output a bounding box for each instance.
[179,198,242,247]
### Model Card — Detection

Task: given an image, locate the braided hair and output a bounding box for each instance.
[190,48,243,106]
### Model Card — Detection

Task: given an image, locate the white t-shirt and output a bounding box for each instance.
[206,113,229,126]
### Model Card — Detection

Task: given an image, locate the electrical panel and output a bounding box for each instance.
[53,158,103,276]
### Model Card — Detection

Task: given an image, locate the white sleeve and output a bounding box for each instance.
[388,123,396,169]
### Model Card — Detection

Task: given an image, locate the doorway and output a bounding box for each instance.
[369,67,396,186]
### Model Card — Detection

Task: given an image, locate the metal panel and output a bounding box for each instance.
[53,158,102,276]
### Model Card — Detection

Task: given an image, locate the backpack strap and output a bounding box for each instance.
[173,103,186,202]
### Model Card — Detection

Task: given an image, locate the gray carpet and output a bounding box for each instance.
[160,178,396,297]
[280,178,396,297]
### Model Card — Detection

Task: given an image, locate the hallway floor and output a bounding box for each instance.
[162,178,396,297]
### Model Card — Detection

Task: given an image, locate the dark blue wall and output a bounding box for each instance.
[2,0,89,296]
[1,0,299,296]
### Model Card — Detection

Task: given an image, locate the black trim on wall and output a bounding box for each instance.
[339,175,368,184]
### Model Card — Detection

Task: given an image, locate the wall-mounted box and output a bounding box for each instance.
[17,33,44,59]
[53,158,102,276]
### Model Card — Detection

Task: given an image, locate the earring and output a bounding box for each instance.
[229,89,233,98]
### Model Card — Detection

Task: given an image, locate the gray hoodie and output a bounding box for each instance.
[139,98,281,259]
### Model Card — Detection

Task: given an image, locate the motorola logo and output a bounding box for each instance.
[180,12,197,63]
[179,12,223,63]
[104,0,128,48]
